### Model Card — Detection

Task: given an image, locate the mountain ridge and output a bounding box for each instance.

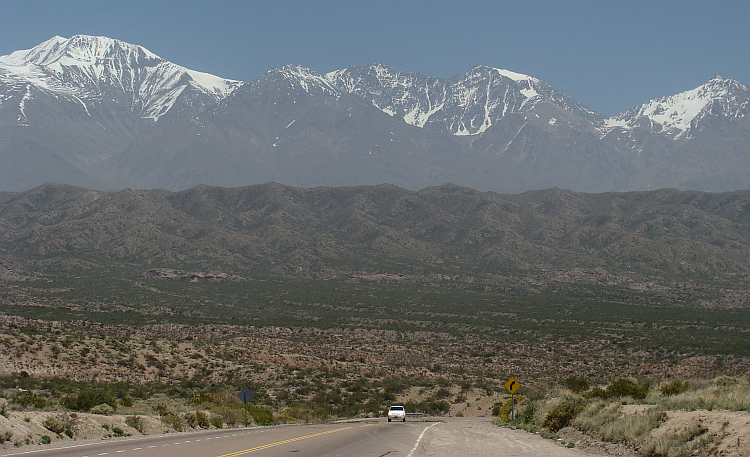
[3,182,750,289]
[1,35,749,193]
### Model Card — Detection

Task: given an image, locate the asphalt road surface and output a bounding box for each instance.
[0,418,609,457]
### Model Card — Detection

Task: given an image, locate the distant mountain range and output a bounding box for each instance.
[3,182,750,290]
[1,35,749,193]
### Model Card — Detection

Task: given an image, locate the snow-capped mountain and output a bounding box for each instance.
[0,35,241,121]
[604,76,750,139]
[255,64,340,97]
[326,64,605,136]
[1,35,750,194]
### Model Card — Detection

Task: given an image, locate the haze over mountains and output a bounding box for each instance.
[1,35,749,193]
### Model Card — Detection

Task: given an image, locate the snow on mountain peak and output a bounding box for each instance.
[325,64,601,136]
[0,35,241,121]
[604,76,750,139]
[495,68,536,83]
[258,64,340,96]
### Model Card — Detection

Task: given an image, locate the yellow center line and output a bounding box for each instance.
[215,426,353,457]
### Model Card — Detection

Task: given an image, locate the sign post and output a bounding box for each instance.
[238,388,254,427]
[504,377,521,421]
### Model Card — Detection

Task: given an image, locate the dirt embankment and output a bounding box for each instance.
[0,409,169,453]
[558,407,750,457]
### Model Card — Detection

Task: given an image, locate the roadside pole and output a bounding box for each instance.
[504,377,521,422]
[238,387,254,427]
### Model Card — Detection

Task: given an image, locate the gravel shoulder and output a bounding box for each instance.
[415,418,610,457]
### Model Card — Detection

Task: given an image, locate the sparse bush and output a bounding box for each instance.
[493,395,527,422]
[0,430,12,444]
[161,413,185,432]
[90,403,115,416]
[514,402,537,427]
[563,377,590,393]
[14,391,48,409]
[214,407,240,427]
[312,408,329,421]
[572,400,620,434]
[125,415,146,433]
[111,427,130,437]
[153,401,171,417]
[433,388,451,400]
[278,407,306,424]
[660,379,690,396]
[713,376,739,387]
[249,405,274,425]
[604,379,649,400]
[586,387,607,399]
[543,396,585,432]
[43,416,73,437]
[185,411,210,428]
[641,421,716,457]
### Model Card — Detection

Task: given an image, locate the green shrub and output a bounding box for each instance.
[586,387,607,399]
[210,415,223,429]
[0,430,12,444]
[63,389,117,413]
[14,391,48,409]
[433,388,451,400]
[661,379,690,396]
[312,408,329,421]
[249,406,274,426]
[543,397,585,432]
[515,402,537,426]
[563,377,590,393]
[494,395,527,422]
[604,379,649,400]
[111,427,130,437]
[39,435,52,445]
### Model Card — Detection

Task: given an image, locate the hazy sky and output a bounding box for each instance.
[2,0,748,116]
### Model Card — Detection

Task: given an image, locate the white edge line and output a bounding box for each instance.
[407,422,440,457]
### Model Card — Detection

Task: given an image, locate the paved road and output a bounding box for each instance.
[0,418,609,457]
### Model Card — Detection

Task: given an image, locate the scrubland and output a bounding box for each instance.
[494,376,750,457]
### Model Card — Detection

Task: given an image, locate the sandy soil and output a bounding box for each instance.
[416,418,608,457]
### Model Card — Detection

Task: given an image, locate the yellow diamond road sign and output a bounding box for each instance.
[505,377,521,394]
